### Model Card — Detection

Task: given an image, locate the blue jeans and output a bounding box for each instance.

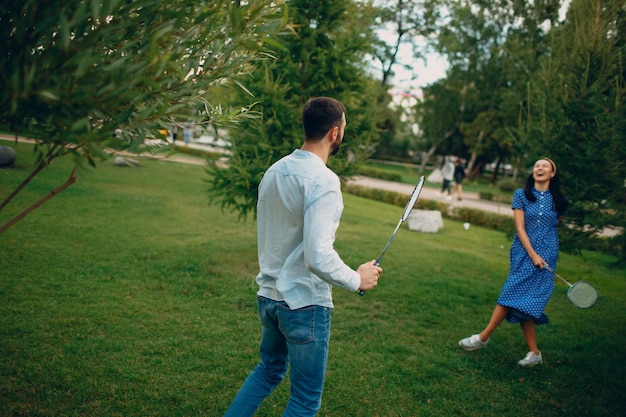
[224,296,332,417]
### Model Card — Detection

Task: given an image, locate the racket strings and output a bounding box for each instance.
[568,282,598,308]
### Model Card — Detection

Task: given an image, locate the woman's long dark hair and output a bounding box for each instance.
[524,172,568,214]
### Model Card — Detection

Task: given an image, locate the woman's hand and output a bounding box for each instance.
[531,253,546,268]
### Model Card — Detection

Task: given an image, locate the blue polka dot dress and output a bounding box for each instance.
[497,188,562,325]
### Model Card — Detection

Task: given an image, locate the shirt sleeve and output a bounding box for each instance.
[512,189,526,211]
[302,181,361,292]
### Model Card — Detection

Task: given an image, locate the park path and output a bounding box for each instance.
[7,136,623,236]
[1,135,512,216]
[172,141,513,216]
[347,176,512,216]
[5,136,623,235]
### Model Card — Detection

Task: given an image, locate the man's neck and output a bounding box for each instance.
[301,143,329,164]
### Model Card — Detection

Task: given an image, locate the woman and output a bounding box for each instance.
[452,158,466,200]
[458,157,568,367]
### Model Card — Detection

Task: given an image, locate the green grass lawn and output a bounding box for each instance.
[1,141,625,416]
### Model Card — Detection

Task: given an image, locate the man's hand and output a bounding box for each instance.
[357,259,383,292]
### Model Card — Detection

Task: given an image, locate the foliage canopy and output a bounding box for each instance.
[206,0,389,219]
[0,0,288,232]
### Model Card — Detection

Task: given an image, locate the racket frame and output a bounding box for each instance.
[358,176,425,296]
[544,264,598,308]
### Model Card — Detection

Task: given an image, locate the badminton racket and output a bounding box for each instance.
[544,264,598,308]
[358,176,425,296]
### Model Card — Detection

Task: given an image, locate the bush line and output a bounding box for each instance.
[342,183,516,236]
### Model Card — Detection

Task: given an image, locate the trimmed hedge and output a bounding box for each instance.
[448,206,515,236]
[497,178,519,193]
[355,166,403,182]
[343,183,514,235]
[173,144,221,160]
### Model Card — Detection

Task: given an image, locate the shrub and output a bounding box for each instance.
[342,183,514,235]
[479,191,494,201]
[497,178,519,193]
[173,145,221,160]
[343,184,411,207]
[355,167,403,182]
[449,207,515,235]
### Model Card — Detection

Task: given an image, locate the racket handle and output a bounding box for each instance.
[357,259,381,296]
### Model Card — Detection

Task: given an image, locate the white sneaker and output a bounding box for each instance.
[458,334,489,351]
[518,351,543,367]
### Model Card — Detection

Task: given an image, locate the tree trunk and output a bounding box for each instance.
[419,126,458,174]
[0,144,62,211]
[491,157,502,184]
[0,168,77,235]
[0,160,47,211]
[418,144,438,174]
[466,130,484,179]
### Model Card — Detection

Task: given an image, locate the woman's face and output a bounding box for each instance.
[533,159,555,185]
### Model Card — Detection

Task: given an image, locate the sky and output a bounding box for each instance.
[389,45,448,90]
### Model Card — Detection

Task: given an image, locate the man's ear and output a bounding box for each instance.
[330,126,339,141]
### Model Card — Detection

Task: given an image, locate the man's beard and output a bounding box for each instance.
[330,135,343,156]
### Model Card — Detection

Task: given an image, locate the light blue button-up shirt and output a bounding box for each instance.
[255,149,361,309]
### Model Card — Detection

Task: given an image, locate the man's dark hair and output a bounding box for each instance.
[302,97,346,141]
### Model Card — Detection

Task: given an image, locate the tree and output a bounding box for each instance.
[0,0,288,234]
[417,0,510,174]
[419,0,558,178]
[207,0,388,218]
[364,0,440,161]
[522,0,626,263]
[368,0,440,86]
[414,78,466,173]
[411,0,625,262]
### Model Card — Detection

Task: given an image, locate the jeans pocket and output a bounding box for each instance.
[277,304,315,344]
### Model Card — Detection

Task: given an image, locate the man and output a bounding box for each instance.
[224,97,382,417]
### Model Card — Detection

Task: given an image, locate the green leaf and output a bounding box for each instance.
[70,117,92,133]
[38,91,60,101]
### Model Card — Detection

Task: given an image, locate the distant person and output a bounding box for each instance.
[223,97,382,417]
[458,157,568,367]
[452,158,466,200]
[439,156,454,200]
[171,124,179,142]
[183,124,192,145]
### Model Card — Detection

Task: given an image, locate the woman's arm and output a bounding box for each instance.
[513,209,545,268]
